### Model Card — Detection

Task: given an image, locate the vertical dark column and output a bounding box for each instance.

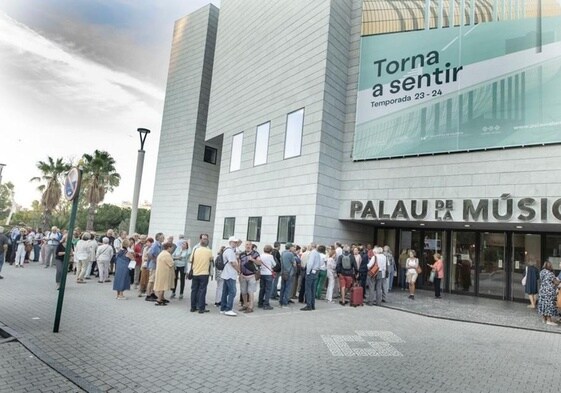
[492,82,498,119]
[459,94,464,126]
[514,74,520,120]
[507,76,513,120]
[521,72,526,122]
[537,0,542,52]
[467,91,474,120]
[421,107,428,139]
[446,98,453,131]
[434,102,441,134]
[444,229,452,293]
[474,232,481,296]
[500,79,506,120]
[505,232,513,300]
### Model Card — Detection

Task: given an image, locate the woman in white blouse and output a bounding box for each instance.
[405,249,419,300]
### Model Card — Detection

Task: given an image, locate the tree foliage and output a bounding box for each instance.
[19,152,152,235]
[0,181,15,223]
[81,150,121,231]
[30,157,71,229]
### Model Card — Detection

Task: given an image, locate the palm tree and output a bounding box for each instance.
[31,157,71,229]
[82,150,121,231]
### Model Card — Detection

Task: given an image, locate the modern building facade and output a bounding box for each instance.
[151,0,561,302]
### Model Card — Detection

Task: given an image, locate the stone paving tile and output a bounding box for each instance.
[0,341,83,392]
[0,263,560,393]
[382,287,559,333]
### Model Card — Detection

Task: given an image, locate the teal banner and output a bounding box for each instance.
[354,6,561,160]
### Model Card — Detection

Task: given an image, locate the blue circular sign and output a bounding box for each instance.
[64,167,80,201]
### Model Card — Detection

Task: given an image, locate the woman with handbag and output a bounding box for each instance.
[523,261,539,308]
[405,250,419,300]
[428,253,444,299]
[537,261,560,326]
[113,239,136,299]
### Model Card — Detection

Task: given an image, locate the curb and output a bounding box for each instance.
[0,323,103,393]
[381,304,561,335]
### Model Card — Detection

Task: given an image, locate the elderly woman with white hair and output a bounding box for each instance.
[96,237,114,283]
[75,232,91,283]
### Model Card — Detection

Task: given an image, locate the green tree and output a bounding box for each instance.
[92,203,124,232]
[82,150,121,231]
[0,181,15,223]
[118,208,150,234]
[31,157,71,229]
[136,208,151,235]
[11,200,43,229]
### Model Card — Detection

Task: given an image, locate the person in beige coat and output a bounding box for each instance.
[153,242,175,306]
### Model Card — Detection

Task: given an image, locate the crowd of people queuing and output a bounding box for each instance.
[0,224,444,316]
[0,223,560,323]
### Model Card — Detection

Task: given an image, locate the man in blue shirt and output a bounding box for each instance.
[301,243,322,311]
[279,243,296,308]
[145,232,164,301]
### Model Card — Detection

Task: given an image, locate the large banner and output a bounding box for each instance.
[354,0,561,160]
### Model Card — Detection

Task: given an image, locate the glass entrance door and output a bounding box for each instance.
[399,230,423,259]
[399,230,423,289]
[479,233,507,298]
[450,231,476,294]
[421,231,447,290]
[511,233,541,301]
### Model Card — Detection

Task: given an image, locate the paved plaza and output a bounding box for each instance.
[1,262,560,393]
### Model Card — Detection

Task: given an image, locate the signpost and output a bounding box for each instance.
[53,167,82,333]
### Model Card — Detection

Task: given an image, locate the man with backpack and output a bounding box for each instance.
[336,245,356,306]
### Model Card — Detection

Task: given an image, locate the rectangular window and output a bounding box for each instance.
[284,108,304,159]
[230,132,243,171]
[223,217,235,239]
[277,216,296,243]
[197,205,212,221]
[254,122,270,166]
[204,145,217,164]
[247,217,262,242]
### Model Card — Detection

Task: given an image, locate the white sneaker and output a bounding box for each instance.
[546,321,558,326]
[224,310,237,317]
[220,311,225,314]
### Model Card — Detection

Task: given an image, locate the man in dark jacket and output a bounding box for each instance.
[270,242,282,300]
[359,248,369,298]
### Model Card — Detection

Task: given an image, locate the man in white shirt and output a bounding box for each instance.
[375,246,387,305]
[220,236,240,316]
[45,227,61,268]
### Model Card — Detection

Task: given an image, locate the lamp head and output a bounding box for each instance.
[137,128,151,150]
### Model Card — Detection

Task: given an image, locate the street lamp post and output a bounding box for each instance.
[129,128,150,235]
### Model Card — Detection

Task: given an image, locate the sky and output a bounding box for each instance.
[0,0,219,209]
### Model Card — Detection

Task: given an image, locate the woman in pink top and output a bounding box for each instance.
[428,253,444,299]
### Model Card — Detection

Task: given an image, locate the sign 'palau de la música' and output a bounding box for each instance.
[349,197,561,224]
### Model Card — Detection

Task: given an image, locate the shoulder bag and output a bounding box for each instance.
[521,266,528,286]
[367,256,379,278]
[187,249,196,280]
